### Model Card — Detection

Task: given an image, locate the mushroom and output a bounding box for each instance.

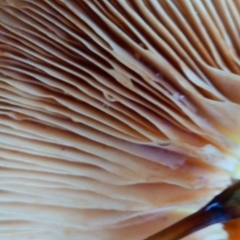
[0,0,239,239]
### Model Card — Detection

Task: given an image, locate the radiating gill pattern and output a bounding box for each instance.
[0,0,239,239]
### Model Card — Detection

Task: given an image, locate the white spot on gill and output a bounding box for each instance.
[172,92,185,101]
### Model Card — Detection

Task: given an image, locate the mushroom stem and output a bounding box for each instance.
[145,181,240,240]
[145,209,228,240]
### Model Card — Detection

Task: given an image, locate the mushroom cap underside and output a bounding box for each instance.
[0,0,240,239]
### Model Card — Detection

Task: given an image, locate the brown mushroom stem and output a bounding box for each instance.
[145,208,228,240]
[145,181,240,240]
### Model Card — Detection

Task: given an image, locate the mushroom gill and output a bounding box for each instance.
[0,0,239,239]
